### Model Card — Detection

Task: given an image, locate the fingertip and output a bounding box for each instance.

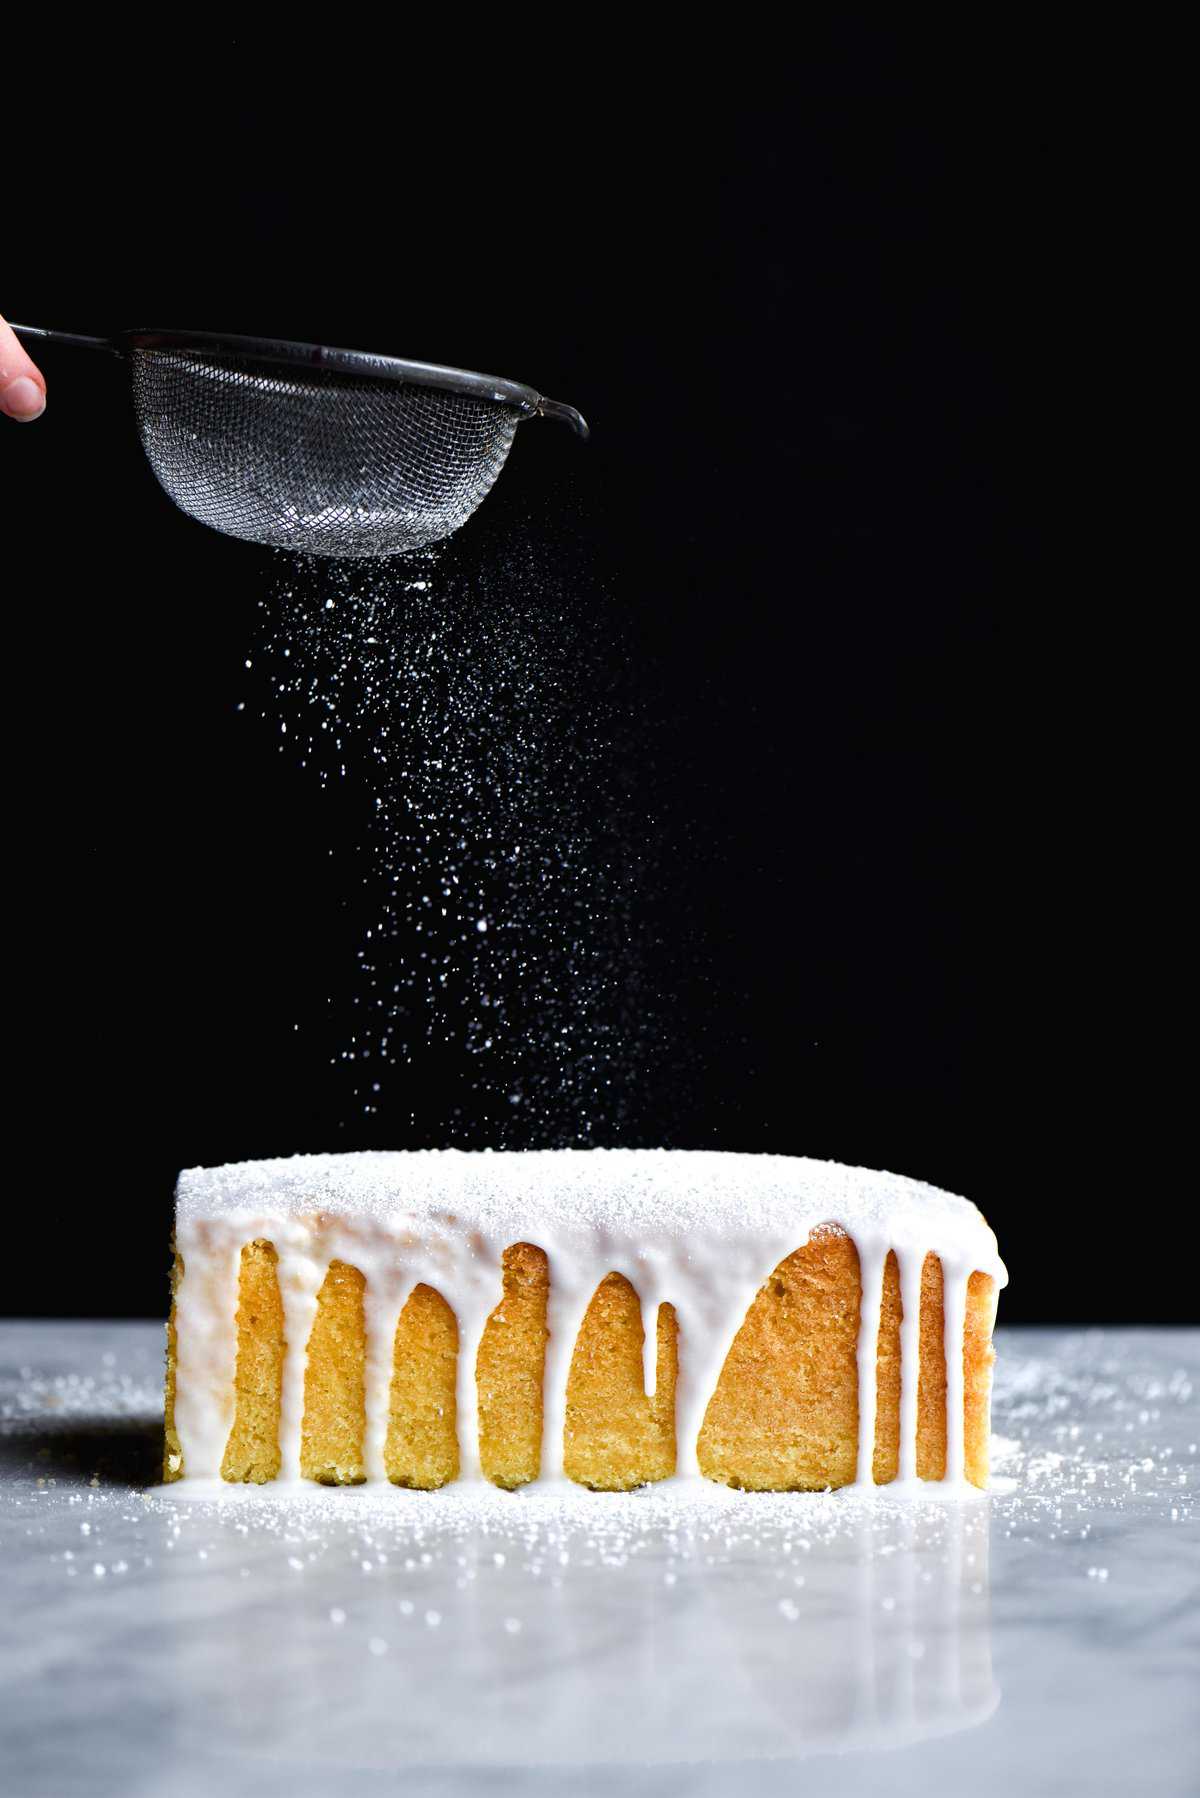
[1,375,46,421]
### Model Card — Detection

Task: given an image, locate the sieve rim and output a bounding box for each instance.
[125,330,541,418]
[10,322,589,437]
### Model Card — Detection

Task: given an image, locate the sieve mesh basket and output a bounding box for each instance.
[10,325,587,560]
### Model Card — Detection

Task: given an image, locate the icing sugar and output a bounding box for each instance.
[172,1149,1006,1488]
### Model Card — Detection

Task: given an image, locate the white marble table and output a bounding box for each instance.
[1,1323,1196,1796]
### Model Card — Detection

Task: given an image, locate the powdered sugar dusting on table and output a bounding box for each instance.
[7,1324,1196,1783]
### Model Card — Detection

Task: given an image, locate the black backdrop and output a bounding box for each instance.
[2,38,1158,1322]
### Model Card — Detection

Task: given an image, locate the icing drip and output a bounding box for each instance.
[361,1268,412,1483]
[455,1306,488,1481]
[171,1150,1006,1489]
[640,1293,659,1401]
[172,1219,241,1483]
[896,1250,924,1485]
[274,1224,320,1482]
[851,1241,888,1490]
[943,1262,970,1486]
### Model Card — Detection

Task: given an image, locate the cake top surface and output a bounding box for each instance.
[176,1149,1006,1280]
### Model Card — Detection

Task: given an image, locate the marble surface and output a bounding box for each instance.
[0,1324,1196,1796]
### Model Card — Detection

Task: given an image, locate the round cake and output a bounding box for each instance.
[163,1148,1006,1491]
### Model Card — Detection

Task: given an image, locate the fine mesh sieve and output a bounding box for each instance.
[11,325,588,559]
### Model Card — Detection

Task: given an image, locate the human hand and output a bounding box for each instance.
[0,316,46,421]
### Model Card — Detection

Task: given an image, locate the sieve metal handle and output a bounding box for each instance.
[9,324,121,355]
[537,397,589,438]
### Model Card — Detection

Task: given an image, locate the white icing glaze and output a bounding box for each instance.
[897,1250,924,1485]
[943,1264,970,1486]
[849,1239,887,1493]
[171,1149,1007,1489]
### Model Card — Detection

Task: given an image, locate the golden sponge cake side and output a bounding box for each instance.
[385,1282,460,1488]
[164,1222,997,1489]
[563,1273,679,1489]
[477,1243,549,1489]
[163,1244,183,1482]
[697,1226,996,1489]
[221,1239,285,1482]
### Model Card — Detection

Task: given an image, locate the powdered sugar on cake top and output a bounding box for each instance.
[176,1148,1005,1276]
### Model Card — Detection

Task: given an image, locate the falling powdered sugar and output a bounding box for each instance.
[240,540,673,1145]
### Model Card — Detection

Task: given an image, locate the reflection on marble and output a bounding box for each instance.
[0,1325,1196,1798]
[135,1495,996,1772]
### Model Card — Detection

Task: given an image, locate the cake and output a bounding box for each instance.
[163,1149,1006,1490]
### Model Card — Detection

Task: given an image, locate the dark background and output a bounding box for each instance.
[3,37,1153,1322]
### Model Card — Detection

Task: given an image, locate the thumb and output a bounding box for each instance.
[0,315,47,421]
